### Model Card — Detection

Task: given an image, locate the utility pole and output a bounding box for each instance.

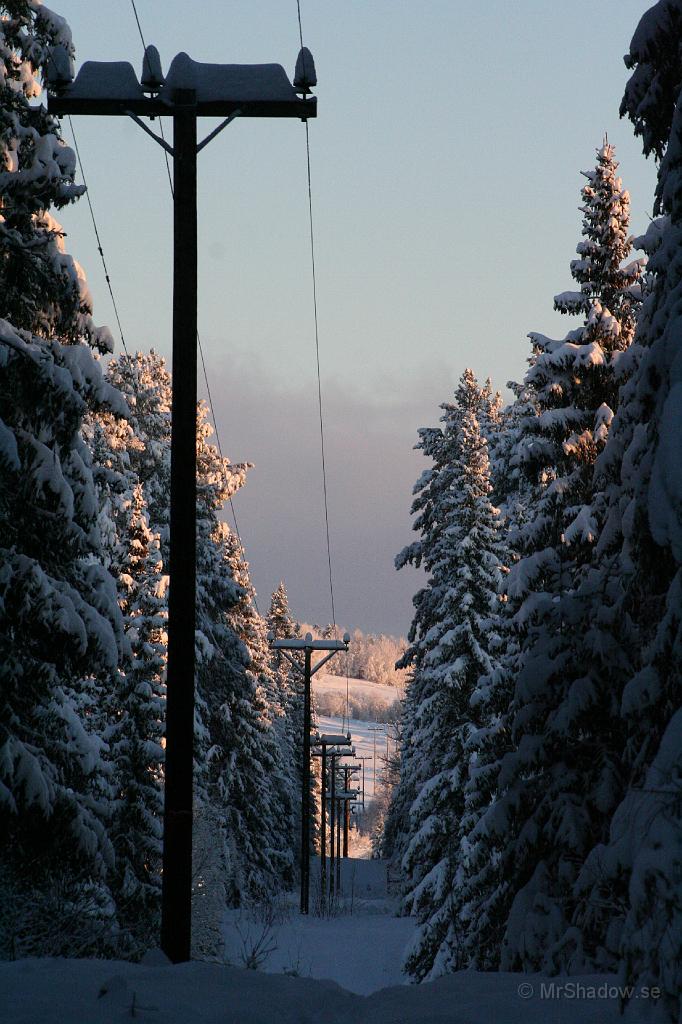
[49,44,317,964]
[342,764,352,857]
[369,724,384,796]
[357,755,371,808]
[329,749,337,900]
[269,632,350,914]
[336,778,342,891]
[320,739,327,905]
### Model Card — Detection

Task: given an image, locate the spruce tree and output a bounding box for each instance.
[267,582,307,861]
[0,2,111,351]
[106,484,166,955]
[392,371,505,981]
[0,3,125,955]
[193,403,295,904]
[466,142,645,973]
[567,7,682,1014]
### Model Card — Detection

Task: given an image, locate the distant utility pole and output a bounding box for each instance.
[269,632,350,914]
[368,724,384,796]
[48,44,317,964]
[356,755,371,807]
[314,731,351,912]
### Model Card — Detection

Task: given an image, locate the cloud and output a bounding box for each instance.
[205,351,449,635]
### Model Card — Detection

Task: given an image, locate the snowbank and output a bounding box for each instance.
[0,958,667,1023]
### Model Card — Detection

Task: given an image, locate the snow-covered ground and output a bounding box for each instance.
[0,865,663,1024]
[0,956,665,1023]
[222,860,412,995]
[0,860,663,1019]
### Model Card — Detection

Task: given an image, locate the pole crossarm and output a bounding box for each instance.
[47,54,316,120]
[270,638,348,651]
[269,631,350,681]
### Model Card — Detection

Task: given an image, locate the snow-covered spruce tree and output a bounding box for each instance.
[0,3,129,957]
[380,676,418,869]
[385,373,482,872]
[83,354,171,956]
[392,371,505,981]
[106,483,166,955]
[515,139,644,569]
[267,582,308,862]
[193,403,295,917]
[0,2,108,350]
[104,351,172,553]
[223,543,296,892]
[386,370,499,871]
[464,142,645,974]
[102,357,296,921]
[478,377,505,498]
[565,7,682,1016]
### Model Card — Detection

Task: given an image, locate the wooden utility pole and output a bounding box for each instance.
[342,765,351,857]
[301,645,312,912]
[329,750,336,899]
[162,89,198,964]
[50,46,317,963]
[357,755,371,808]
[319,737,328,905]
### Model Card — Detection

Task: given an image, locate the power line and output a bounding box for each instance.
[130,0,147,52]
[67,116,131,358]
[296,0,304,49]
[127,0,258,613]
[304,110,337,634]
[297,3,343,719]
[127,0,335,632]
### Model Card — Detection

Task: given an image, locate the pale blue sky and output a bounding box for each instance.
[53,1,657,635]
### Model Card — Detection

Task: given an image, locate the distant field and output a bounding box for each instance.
[312,672,401,723]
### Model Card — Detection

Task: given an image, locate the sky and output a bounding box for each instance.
[51,0,658,636]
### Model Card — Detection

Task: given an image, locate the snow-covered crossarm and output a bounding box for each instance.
[316,734,352,745]
[48,51,316,119]
[269,638,349,650]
